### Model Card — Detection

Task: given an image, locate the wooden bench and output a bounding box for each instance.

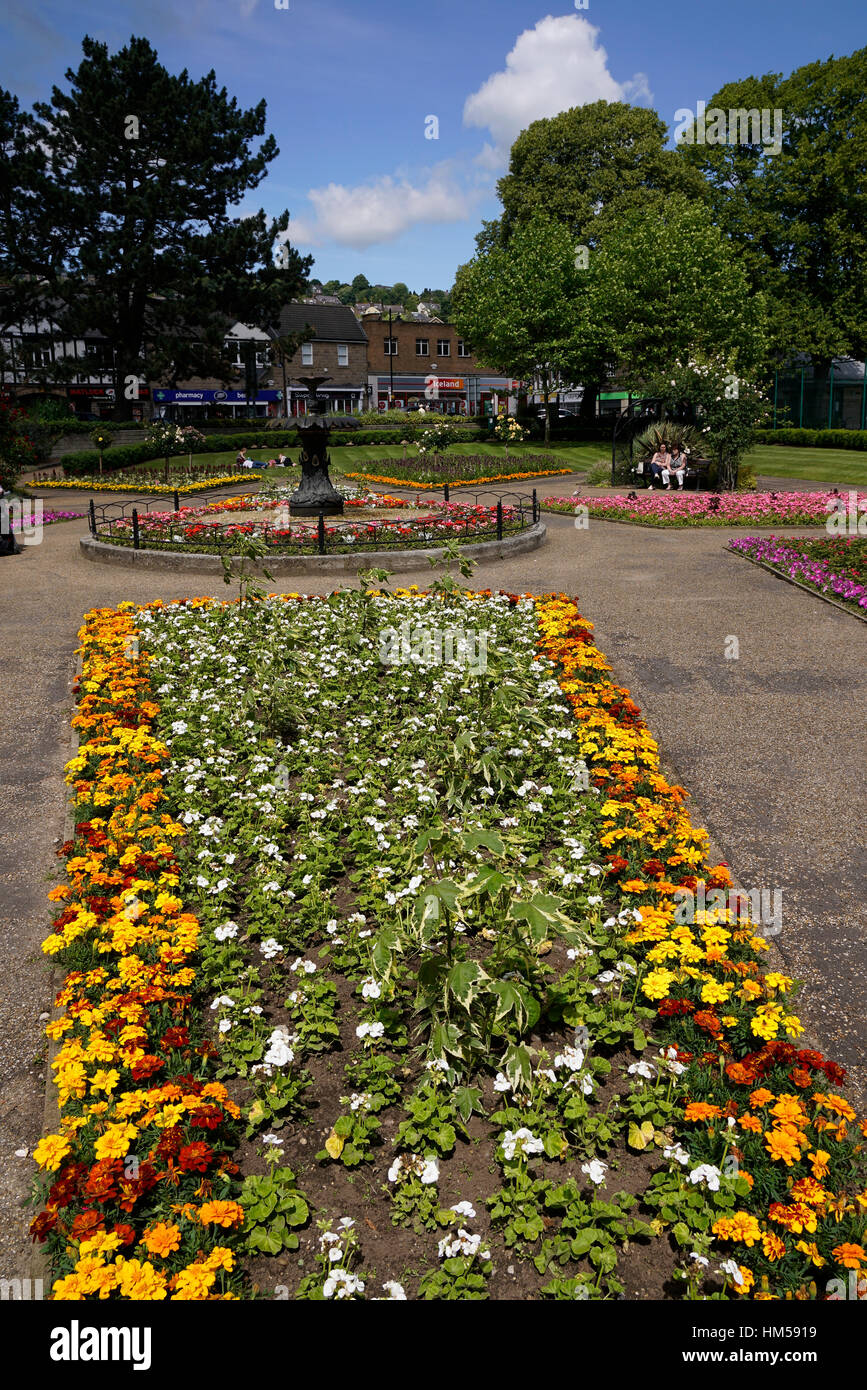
[629,457,712,491]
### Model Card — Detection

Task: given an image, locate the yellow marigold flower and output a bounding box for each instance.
[783,1015,805,1039]
[115,1257,168,1301]
[763,973,793,993]
[171,1266,217,1300]
[721,1016,739,1028]
[202,1246,235,1272]
[700,981,733,1006]
[740,980,763,1000]
[93,1121,138,1161]
[641,968,677,1001]
[714,1212,761,1246]
[795,1240,826,1268]
[154,1103,186,1129]
[90,1068,121,1095]
[198,1200,245,1228]
[34,1133,72,1171]
[765,1128,802,1166]
[734,1266,755,1295]
[142,1223,182,1258]
[770,1095,809,1126]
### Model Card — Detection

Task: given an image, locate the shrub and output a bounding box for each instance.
[754,427,867,450]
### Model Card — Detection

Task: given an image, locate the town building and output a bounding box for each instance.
[362,313,518,415]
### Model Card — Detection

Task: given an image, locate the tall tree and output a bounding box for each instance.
[676,48,867,370]
[585,197,766,387]
[493,102,705,415]
[452,215,601,444]
[1,36,311,418]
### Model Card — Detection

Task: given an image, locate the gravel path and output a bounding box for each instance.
[1,481,864,1281]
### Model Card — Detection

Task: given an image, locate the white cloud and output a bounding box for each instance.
[463,14,652,162]
[286,172,477,249]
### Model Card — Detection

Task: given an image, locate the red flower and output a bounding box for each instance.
[160,1026,190,1049]
[84,1160,123,1203]
[188,1104,224,1131]
[658,997,695,1017]
[131,1055,165,1081]
[111,1223,137,1247]
[30,1209,58,1242]
[71,1209,105,1239]
[179,1142,213,1173]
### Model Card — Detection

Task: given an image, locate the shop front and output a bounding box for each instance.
[68,385,151,420]
[151,388,283,421]
[373,374,520,416]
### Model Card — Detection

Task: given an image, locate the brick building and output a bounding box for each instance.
[363,313,517,415]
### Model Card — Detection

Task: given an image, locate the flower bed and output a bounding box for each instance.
[12,509,84,527]
[97,501,526,554]
[36,474,260,495]
[730,535,867,615]
[542,491,867,528]
[346,459,570,489]
[32,591,865,1300]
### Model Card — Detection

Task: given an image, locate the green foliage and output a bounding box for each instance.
[240,1165,309,1255]
[1,35,311,418]
[0,403,36,488]
[755,428,867,451]
[677,49,867,363]
[496,100,705,247]
[632,422,705,460]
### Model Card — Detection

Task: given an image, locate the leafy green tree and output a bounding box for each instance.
[1,36,311,419]
[586,197,766,389]
[676,48,867,370]
[351,273,371,296]
[646,353,770,491]
[497,101,705,248]
[453,215,600,444]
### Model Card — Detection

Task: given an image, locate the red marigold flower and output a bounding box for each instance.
[29,1210,58,1242]
[131,1055,165,1081]
[179,1142,213,1173]
[658,997,695,1017]
[822,1061,847,1086]
[111,1222,137,1247]
[189,1104,223,1131]
[70,1209,104,1239]
[161,1026,190,1049]
[789,1067,812,1089]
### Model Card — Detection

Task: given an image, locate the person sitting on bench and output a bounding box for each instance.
[649,445,670,487]
[668,445,687,490]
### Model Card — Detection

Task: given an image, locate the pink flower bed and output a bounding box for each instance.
[542,491,867,528]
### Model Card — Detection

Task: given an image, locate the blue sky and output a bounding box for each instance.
[2,0,863,291]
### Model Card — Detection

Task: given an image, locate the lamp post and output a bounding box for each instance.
[388,309,395,408]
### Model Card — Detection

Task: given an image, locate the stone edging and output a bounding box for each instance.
[79,522,547,574]
[726,544,867,625]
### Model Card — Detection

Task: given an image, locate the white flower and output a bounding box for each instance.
[719,1258,744,1285]
[627,1060,655,1081]
[663,1143,690,1166]
[502,1127,544,1160]
[361,978,382,1000]
[420,1158,440,1185]
[690,1252,710,1267]
[210,995,234,1010]
[356,1021,385,1041]
[264,1027,295,1067]
[262,1133,284,1146]
[450,1201,476,1219]
[291,957,317,975]
[260,937,283,959]
[581,1159,608,1186]
[493,1072,512,1092]
[218,1018,233,1033]
[214,921,238,942]
[553,1045,585,1073]
[378,1281,407,1300]
[323,1270,365,1300]
[688,1164,721,1192]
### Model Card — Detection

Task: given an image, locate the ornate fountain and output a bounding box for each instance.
[288,375,345,517]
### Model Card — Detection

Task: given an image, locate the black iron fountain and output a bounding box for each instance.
[288,375,345,517]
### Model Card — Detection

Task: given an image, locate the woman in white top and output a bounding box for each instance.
[668,446,687,489]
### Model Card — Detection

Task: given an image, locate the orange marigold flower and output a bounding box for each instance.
[749,1088,775,1108]
[831,1243,865,1270]
[197,1200,244,1229]
[769,1202,817,1235]
[813,1093,856,1122]
[142,1222,182,1258]
[807,1149,831,1180]
[762,1232,786,1261]
[764,1128,803,1165]
[684,1102,723,1122]
[739,1113,763,1134]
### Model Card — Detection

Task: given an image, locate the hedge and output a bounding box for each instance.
[755,427,867,450]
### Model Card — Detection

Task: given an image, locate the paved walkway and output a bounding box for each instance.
[1,482,865,1279]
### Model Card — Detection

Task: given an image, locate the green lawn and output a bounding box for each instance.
[165,441,605,477]
[744,445,867,486]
